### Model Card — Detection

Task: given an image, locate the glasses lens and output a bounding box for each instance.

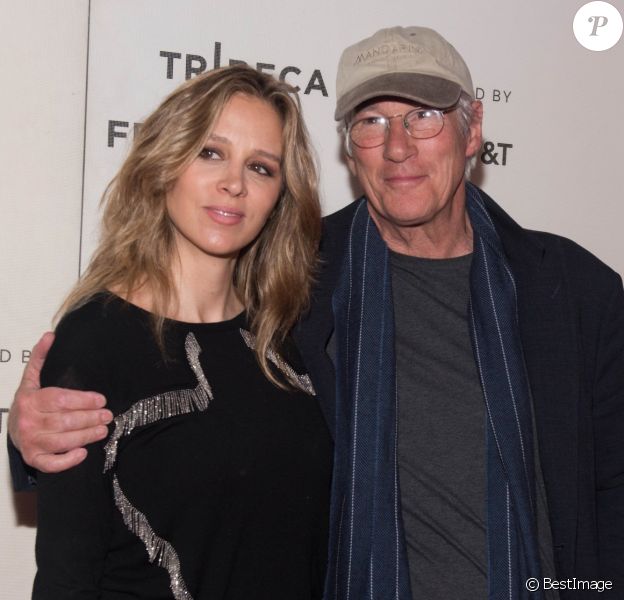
[404,109,443,139]
[349,117,386,148]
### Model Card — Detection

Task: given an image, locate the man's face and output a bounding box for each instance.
[346,98,482,253]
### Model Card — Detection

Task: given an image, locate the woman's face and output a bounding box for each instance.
[166,93,284,263]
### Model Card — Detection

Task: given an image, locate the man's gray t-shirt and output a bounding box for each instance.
[327,247,558,599]
[391,251,488,599]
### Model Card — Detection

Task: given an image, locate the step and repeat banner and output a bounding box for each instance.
[2,0,623,596]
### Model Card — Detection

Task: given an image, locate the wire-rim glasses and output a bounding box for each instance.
[348,107,453,149]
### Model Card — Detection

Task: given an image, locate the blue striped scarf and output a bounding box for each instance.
[325,183,543,600]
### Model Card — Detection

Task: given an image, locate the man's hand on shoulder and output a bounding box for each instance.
[8,332,113,473]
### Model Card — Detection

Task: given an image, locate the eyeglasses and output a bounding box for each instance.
[347,107,452,149]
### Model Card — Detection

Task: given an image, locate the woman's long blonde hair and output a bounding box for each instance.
[60,65,321,386]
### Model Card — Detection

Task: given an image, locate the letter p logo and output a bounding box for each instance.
[588,15,609,36]
[574,2,623,50]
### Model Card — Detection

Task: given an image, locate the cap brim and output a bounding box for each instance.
[335,72,463,121]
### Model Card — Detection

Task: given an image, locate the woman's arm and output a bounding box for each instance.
[31,313,115,599]
[8,332,112,487]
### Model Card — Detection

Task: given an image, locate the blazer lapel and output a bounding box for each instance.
[294,295,337,441]
[485,193,580,571]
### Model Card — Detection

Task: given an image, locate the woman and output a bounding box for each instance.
[32,65,331,600]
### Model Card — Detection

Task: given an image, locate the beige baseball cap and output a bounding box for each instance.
[335,26,474,121]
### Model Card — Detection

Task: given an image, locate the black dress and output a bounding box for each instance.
[32,294,332,600]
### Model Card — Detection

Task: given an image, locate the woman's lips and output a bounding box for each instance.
[204,206,244,225]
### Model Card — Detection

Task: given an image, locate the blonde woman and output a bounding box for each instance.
[32,65,330,600]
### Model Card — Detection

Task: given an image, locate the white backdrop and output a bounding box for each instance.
[1,0,623,596]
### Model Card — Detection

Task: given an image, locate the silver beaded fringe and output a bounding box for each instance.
[113,475,193,600]
[103,333,212,471]
[239,329,316,396]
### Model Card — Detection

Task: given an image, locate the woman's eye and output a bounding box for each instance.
[198,147,220,160]
[250,163,273,177]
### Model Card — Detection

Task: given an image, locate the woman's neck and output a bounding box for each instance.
[171,247,244,322]
[123,248,244,324]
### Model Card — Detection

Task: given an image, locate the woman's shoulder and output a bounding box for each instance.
[56,292,149,340]
[43,293,152,391]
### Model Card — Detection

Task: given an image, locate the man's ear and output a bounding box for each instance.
[346,154,358,177]
[465,100,483,158]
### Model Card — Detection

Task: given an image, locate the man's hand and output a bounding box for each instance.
[8,332,113,473]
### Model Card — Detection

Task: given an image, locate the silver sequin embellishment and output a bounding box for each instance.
[239,329,316,396]
[113,476,193,600]
[104,332,212,471]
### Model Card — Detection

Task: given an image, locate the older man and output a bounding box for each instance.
[9,26,624,600]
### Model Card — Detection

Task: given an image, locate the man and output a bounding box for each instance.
[9,26,624,599]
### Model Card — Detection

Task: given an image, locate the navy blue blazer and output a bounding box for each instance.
[294,190,624,599]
